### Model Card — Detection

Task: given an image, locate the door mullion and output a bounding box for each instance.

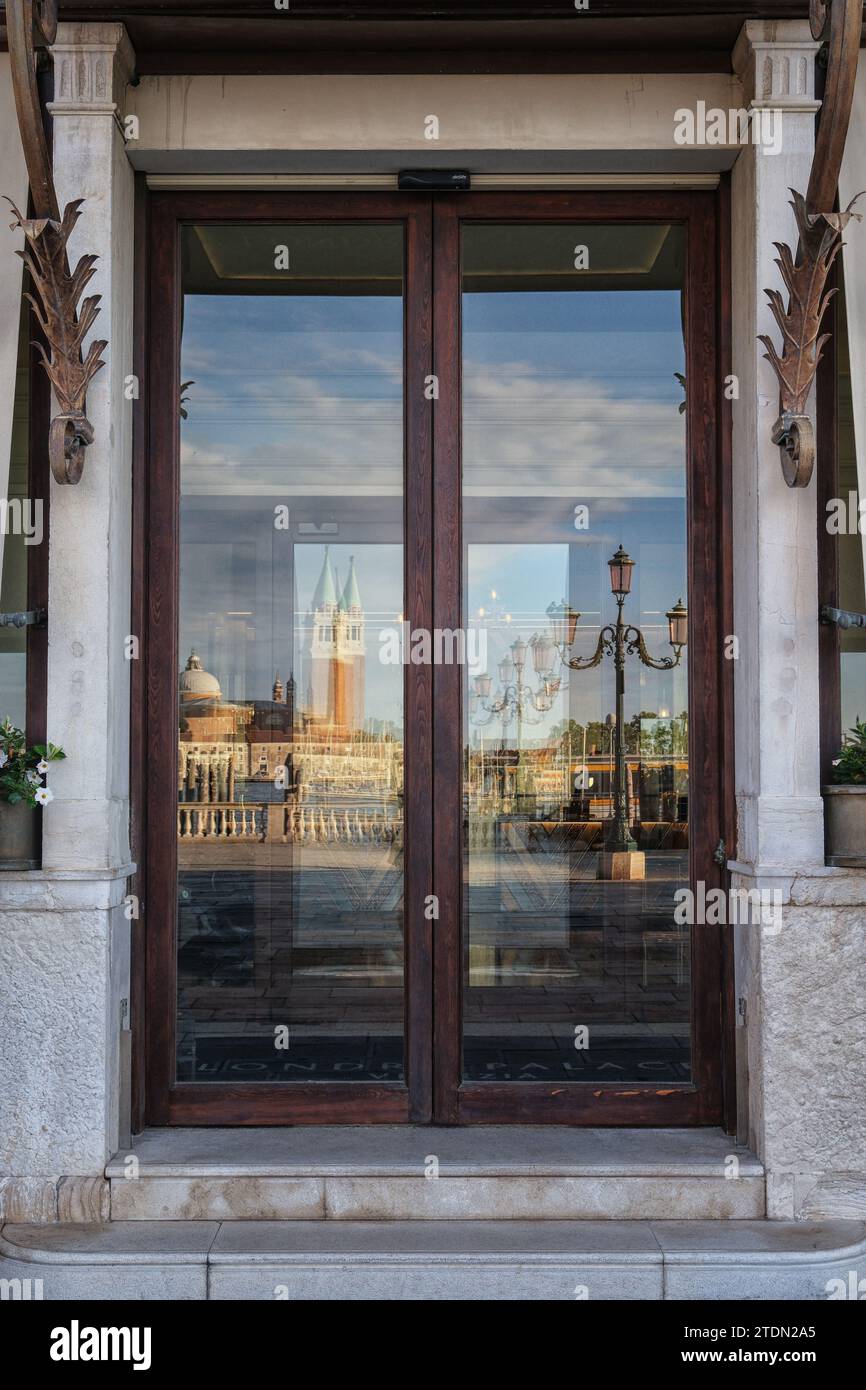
[404,199,435,1122]
[432,199,463,1123]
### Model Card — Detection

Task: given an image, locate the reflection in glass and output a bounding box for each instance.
[0,306,31,727]
[462,223,691,1083]
[837,276,866,731]
[176,224,405,1083]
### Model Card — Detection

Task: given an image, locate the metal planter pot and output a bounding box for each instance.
[0,801,39,870]
[823,785,866,868]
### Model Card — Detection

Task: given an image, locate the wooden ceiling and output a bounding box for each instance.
[0,2,832,76]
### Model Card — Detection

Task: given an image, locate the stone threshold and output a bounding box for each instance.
[108,1125,762,1178]
[106,1127,765,1222]
[1,1220,863,1300]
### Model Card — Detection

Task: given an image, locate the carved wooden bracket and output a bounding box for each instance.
[5,0,106,484]
[760,0,864,488]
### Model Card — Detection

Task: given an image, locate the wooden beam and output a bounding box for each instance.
[0,1,819,25]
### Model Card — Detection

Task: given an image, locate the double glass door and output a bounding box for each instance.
[145,191,729,1125]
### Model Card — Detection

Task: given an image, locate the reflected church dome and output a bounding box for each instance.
[179,649,222,701]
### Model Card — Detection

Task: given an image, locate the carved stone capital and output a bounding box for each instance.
[733,20,822,113]
[48,22,135,119]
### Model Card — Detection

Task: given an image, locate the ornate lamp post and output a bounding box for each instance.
[548,547,687,877]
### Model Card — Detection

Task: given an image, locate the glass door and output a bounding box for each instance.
[144,191,729,1125]
[145,196,433,1123]
[432,193,729,1125]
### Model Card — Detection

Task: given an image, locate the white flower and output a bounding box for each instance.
[34,787,53,805]
[36,759,49,774]
[26,770,41,785]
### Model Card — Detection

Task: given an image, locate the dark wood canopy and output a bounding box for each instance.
[0,2,835,76]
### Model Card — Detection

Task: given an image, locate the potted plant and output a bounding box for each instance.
[824,717,866,868]
[0,719,65,870]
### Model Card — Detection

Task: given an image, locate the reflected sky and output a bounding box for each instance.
[180,295,403,497]
[179,233,687,715]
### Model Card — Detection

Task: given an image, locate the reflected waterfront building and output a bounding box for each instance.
[175,546,406,1082]
[177,552,402,845]
[178,650,251,805]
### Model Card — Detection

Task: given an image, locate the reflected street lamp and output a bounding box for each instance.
[472,637,558,730]
[471,637,560,815]
[549,547,688,864]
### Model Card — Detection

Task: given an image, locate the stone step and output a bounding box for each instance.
[2,1219,864,1301]
[105,1126,766,1221]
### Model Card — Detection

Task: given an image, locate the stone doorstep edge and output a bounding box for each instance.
[2,1222,865,1268]
[103,1163,766,1178]
[0,1226,220,1266]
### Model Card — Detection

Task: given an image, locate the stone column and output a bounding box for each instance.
[0,25,136,1214]
[730,23,866,1219]
[731,19,823,880]
[43,22,136,874]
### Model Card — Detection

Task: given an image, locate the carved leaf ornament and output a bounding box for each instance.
[759,192,862,487]
[5,0,106,484]
[760,0,864,487]
[7,198,106,483]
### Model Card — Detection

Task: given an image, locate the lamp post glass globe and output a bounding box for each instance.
[531,633,555,677]
[546,598,580,649]
[667,598,688,649]
[608,544,635,599]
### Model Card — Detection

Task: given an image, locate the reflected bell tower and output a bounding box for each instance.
[305,548,365,731]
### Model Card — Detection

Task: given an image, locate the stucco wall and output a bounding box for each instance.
[126,70,742,174]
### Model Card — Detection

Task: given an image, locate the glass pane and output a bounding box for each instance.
[0,305,32,728]
[838,279,866,732]
[177,224,405,1083]
[461,222,691,1084]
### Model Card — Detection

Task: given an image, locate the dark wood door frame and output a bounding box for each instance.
[143,192,433,1125]
[137,188,734,1127]
[431,190,732,1126]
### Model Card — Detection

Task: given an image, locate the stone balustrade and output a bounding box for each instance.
[176,802,402,845]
